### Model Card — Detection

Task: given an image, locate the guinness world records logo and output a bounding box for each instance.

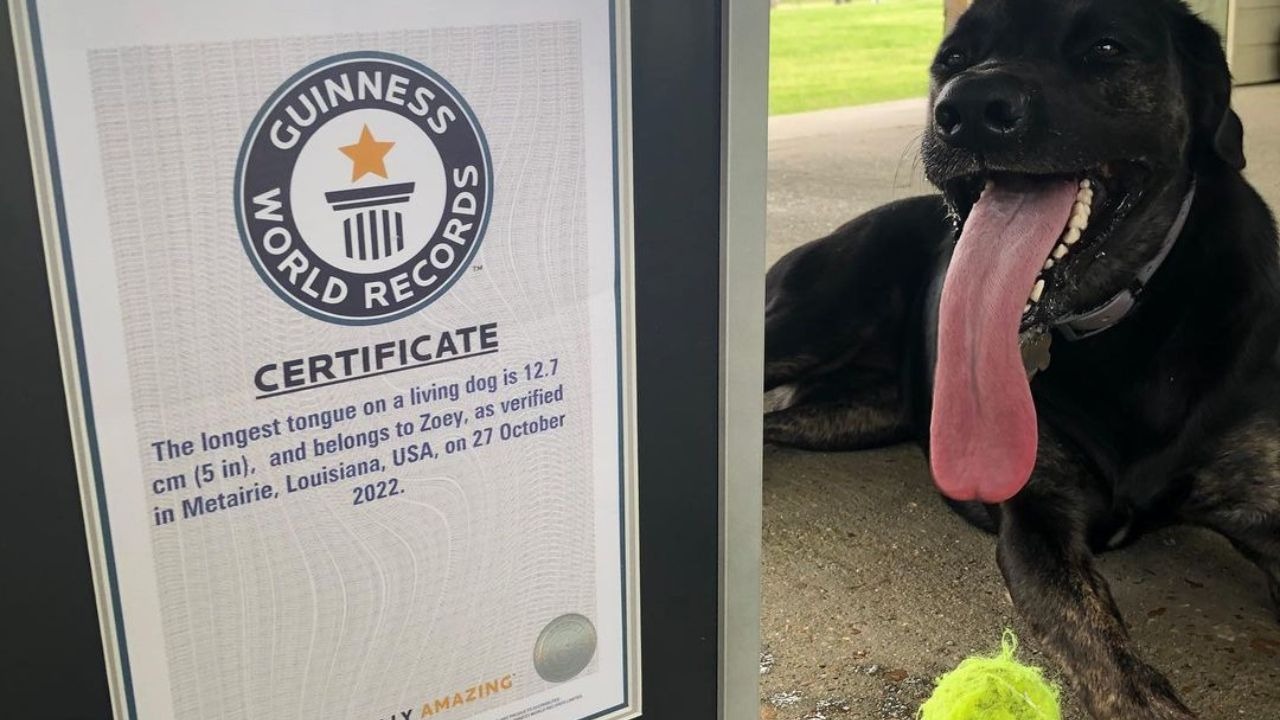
[236,51,493,324]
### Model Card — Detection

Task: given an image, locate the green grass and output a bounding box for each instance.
[770,0,943,115]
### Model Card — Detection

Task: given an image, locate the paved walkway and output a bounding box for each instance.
[760,85,1280,720]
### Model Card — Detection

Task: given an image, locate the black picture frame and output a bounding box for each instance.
[0,1,765,717]
[0,4,114,716]
[632,0,723,717]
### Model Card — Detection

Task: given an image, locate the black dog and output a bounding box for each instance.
[764,1,1280,718]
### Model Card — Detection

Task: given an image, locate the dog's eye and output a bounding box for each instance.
[1088,39,1127,59]
[939,49,969,70]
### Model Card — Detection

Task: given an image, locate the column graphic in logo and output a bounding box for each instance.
[236,52,492,324]
[328,181,414,262]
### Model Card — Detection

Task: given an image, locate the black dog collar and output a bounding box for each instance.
[1055,182,1197,341]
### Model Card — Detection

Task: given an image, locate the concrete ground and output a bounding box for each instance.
[759,85,1280,720]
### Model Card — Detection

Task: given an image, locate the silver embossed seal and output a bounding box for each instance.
[533,613,597,683]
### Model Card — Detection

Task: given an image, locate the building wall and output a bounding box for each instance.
[1230,0,1280,84]
[1192,0,1231,35]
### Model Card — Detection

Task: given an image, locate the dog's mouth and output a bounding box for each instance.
[942,162,1147,333]
[929,162,1146,505]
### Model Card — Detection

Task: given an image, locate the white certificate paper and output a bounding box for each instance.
[13,1,638,719]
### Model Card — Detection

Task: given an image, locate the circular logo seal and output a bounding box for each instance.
[532,613,597,683]
[236,52,492,324]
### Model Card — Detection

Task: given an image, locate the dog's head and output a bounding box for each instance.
[922,0,1243,503]
[924,0,1242,322]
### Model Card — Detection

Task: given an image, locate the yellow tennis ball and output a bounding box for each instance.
[918,630,1061,720]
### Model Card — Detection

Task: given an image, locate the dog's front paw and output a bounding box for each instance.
[1083,668,1197,720]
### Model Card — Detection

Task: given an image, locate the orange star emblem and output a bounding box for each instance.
[339,125,395,181]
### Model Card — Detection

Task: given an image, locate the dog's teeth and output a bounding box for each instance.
[1063,227,1082,245]
[1043,258,1054,270]
[1067,196,1091,233]
[1052,244,1068,259]
[1077,187,1093,205]
[1024,303,1032,315]
[1079,178,1092,190]
[1030,279,1045,303]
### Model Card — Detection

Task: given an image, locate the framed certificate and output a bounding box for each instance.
[1,1,764,718]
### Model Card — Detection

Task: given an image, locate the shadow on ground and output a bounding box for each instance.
[760,86,1280,720]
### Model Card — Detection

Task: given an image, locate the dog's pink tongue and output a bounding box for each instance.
[930,180,1077,503]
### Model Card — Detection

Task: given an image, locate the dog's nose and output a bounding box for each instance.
[933,74,1032,150]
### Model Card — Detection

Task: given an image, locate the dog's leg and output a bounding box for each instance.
[1181,414,1280,619]
[765,354,826,392]
[998,430,1196,720]
[764,382,910,451]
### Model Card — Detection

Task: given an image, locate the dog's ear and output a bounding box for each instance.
[1176,12,1245,170]
[1213,107,1245,170]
